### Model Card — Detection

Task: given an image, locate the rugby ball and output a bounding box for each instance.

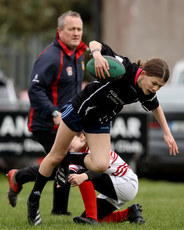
[86,55,126,81]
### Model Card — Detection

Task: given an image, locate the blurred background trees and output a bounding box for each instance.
[1,0,183,94]
[0,0,101,92]
[0,0,96,44]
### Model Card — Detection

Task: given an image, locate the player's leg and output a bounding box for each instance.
[79,181,97,220]
[33,131,72,215]
[27,120,76,225]
[97,198,117,220]
[84,133,111,172]
[7,130,54,208]
[65,133,111,172]
[98,201,145,224]
[73,180,98,225]
[72,174,117,225]
[97,198,129,223]
[92,174,117,199]
[97,176,145,224]
[39,120,76,177]
[7,166,39,207]
[73,198,116,225]
[7,129,71,214]
[52,181,71,215]
[96,196,129,223]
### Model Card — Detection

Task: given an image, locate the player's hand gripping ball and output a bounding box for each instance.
[86,55,126,81]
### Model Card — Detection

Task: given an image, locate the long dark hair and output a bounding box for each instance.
[137,58,170,83]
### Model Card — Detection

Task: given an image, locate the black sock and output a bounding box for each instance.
[69,152,88,168]
[52,180,71,212]
[15,166,39,185]
[30,171,49,199]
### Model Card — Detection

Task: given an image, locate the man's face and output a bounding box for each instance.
[57,16,83,50]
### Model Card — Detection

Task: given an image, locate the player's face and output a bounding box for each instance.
[69,134,86,152]
[57,16,83,50]
[138,71,165,95]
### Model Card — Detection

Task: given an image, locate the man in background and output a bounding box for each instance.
[7,10,87,216]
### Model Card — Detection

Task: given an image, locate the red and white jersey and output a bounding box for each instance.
[100,150,138,209]
[69,148,134,179]
[69,148,138,209]
[105,150,131,177]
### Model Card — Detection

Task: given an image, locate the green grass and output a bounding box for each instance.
[0,173,184,230]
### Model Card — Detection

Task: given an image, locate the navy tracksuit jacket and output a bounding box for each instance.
[28,33,87,132]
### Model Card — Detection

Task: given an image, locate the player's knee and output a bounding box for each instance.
[93,161,109,173]
[48,151,66,167]
[55,155,65,165]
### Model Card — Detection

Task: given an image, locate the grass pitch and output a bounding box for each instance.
[0,173,184,230]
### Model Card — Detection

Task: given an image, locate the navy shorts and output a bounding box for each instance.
[61,103,110,134]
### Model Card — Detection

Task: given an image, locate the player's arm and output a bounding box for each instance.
[152,105,179,156]
[89,41,110,79]
[68,170,102,187]
[68,173,88,187]
[28,58,60,120]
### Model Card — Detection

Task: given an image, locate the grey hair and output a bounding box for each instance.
[58,10,82,29]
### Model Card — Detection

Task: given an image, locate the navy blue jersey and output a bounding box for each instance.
[28,33,87,131]
[72,43,159,124]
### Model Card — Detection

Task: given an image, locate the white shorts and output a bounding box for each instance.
[97,171,138,209]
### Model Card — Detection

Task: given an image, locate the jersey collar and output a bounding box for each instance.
[56,33,87,57]
[134,68,142,85]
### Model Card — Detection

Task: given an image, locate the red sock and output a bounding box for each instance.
[79,181,97,221]
[99,208,129,223]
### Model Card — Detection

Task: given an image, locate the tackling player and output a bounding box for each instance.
[58,132,145,225]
